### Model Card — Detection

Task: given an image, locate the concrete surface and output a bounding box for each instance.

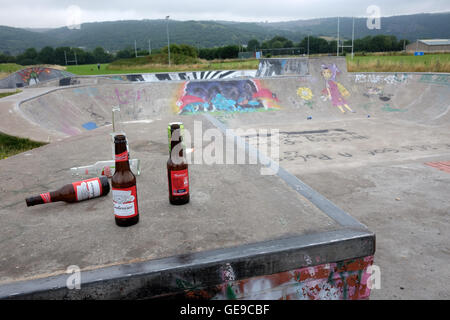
[0,56,448,299]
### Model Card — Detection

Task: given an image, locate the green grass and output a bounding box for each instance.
[0,90,22,98]
[0,132,47,159]
[66,58,259,75]
[347,53,450,72]
[0,63,24,79]
[0,63,23,73]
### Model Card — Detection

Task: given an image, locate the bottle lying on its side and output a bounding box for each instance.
[25,176,110,207]
[70,159,141,178]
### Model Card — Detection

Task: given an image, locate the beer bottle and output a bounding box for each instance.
[70,159,141,178]
[112,134,139,227]
[25,176,110,207]
[167,122,189,205]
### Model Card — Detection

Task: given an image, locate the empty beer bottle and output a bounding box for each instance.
[25,176,110,207]
[167,122,189,205]
[112,134,139,227]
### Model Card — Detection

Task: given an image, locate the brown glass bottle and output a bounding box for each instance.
[112,134,139,227]
[167,122,190,205]
[25,176,110,207]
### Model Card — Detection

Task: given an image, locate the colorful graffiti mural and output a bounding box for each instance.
[173,256,374,300]
[17,67,51,85]
[176,80,280,114]
[321,64,354,113]
[106,70,257,83]
[0,67,74,89]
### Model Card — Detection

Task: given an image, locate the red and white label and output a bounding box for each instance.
[40,192,51,203]
[170,169,189,196]
[115,151,128,162]
[112,186,138,218]
[72,178,102,201]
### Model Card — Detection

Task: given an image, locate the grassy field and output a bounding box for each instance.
[0,90,21,98]
[347,53,450,72]
[0,63,24,79]
[66,59,260,75]
[0,132,46,159]
[2,53,450,79]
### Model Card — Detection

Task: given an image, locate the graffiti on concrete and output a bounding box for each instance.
[256,58,309,77]
[173,256,374,300]
[354,73,408,85]
[59,77,80,86]
[425,161,450,173]
[296,87,315,109]
[280,143,450,163]
[107,70,257,83]
[381,103,407,112]
[176,79,280,114]
[419,74,450,86]
[321,64,354,113]
[363,86,393,101]
[0,67,74,89]
[73,87,150,107]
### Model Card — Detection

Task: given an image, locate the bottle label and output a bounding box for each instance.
[112,186,138,218]
[40,192,51,203]
[115,151,128,162]
[72,178,102,201]
[170,169,189,196]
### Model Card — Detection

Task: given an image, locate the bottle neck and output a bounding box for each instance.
[170,140,184,158]
[26,190,60,206]
[115,142,131,171]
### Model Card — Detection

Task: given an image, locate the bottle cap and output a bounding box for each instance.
[114,134,127,143]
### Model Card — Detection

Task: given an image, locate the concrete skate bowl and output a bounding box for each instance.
[16,57,450,141]
[0,67,74,89]
[17,78,281,138]
[17,82,181,137]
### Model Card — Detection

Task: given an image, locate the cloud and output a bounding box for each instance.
[0,0,449,28]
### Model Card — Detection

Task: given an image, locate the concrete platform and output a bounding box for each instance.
[0,116,374,299]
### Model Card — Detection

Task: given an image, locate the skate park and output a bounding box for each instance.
[0,57,448,299]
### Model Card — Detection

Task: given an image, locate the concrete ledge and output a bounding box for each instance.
[0,228,374,299]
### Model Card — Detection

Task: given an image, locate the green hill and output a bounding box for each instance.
[1,12,449,55]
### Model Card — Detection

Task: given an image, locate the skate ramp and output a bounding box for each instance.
[17,57,450,139]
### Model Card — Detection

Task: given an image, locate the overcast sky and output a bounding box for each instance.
[1,0,449,28]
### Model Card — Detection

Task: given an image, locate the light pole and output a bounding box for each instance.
[307,30,311,57]
[166,15,171,67]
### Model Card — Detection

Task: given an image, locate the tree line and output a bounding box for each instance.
[0,34,411,65]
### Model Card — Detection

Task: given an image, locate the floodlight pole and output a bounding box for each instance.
[307,31,310,56]
[166,16,171,67]
[337,16,340,56]
[351,17,355,59]
[135,40,138,58]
